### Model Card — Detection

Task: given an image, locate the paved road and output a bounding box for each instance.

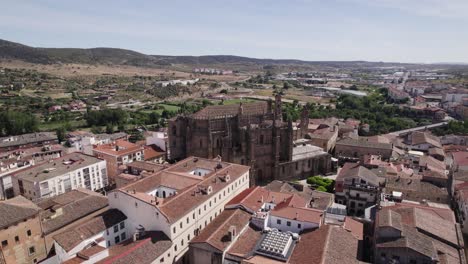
[388,121,448,136]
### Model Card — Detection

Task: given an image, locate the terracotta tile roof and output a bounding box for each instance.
[226,225,263,258]
[96,231,171,264]
[376,204,464,262]
[93,139,143,157]
[344,217,364,240]
[77,245,106,259]
[225,186,296,213]
[410,131,442,148]
[336,138,392,150]
[39,189,109,234]
[289,225,361,264]
[307,127,337,140]
[116,156,250,223]
[452,151,468,167]
[384,178,449,203]
[126,161,166,173]
[143,145,165,161]
[0,196,41,229]
[190,208,251,251]
[53,209,127,252]
[337,163,384,186]
[270,206,323,224]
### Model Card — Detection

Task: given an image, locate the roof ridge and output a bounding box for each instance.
[204,209,243,250]
[321,226,333,264]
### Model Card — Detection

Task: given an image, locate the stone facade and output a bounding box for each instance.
[168,96,332,184]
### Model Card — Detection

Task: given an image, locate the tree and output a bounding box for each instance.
[307,176,335,193]
[106,123,114,134]
[56,127,66,143]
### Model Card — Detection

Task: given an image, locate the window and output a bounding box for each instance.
[186,217,189,224]
[115,236,120,244]
[174,245,178,252]
[188,234,191,240]
[410,260,416,264]
[287,221,291,227]
[15,236,19,243]
[135,202,138,208]
[277,219,281,225]
[180,222,183,229]
[121,232,126,241]
[2,240,8,247]
[160,258,165,263]
[114,225,119,233]
[199,209,201,215]
[209,201,212,207]
[298,223,302,228]
[204,205,206,211]
[193,213,195,220]
[181,239,184,246]
[29,246,35,256]
[173,227,176,234]
[120,222,125,229]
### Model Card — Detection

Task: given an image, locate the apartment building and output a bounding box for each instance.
[12,153,107,200]
[335,163,384,216]
[0,132,58,152]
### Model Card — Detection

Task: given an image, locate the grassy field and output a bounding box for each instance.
[38,120,87,131]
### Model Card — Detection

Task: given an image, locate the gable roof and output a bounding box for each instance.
[39,189,109,234]
[54,209,127,252]
[410,131,442,148]
[190,208,251,251]
[289,225,361,264]
[337,163,384,186]
[96,231,171,264]
[0,196,41,229]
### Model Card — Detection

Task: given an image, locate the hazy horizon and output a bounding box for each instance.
[1,0,468,64]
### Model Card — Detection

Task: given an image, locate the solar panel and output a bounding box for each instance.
[255,229,293,261]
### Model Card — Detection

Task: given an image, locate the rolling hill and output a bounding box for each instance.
[0,38,415,68]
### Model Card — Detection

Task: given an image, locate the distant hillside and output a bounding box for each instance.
[0,39,170,67]
[0,38,415,68]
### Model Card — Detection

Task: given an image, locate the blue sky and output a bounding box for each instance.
[1,0,467,63]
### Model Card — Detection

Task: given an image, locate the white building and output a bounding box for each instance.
[52,209,128,264]
[106,156,250,263]
[12,153,108,200]
[145,131,168,151]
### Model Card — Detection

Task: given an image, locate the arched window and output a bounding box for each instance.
[163,191,166,198]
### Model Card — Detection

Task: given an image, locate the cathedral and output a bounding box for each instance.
[168,95,332,185]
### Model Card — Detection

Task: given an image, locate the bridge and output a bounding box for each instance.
[388,121,448,136]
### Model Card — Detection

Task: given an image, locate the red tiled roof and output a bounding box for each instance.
[452,151,468,167]
[270,206,323,224]
[344,217,363,240]
[190,209,251,251]
[225,186,296,213]
[94,139,143,156]
[143,145,165,160]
